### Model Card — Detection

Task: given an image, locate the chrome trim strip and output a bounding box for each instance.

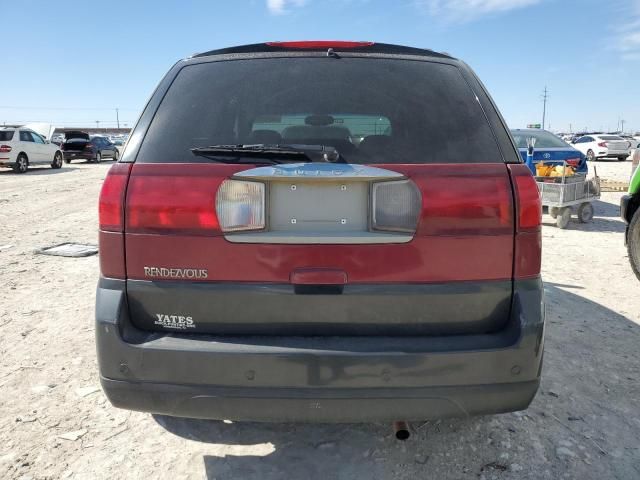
[224,231,412,244]
[234,163,405,181]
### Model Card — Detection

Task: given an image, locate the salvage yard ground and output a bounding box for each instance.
[1,160,639,479]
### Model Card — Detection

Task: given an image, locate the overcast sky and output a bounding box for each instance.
[2,0,639,133]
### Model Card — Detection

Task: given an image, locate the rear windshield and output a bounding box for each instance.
[600,135,623,141]
[511,130,569,149]
[0,130,15,141]
[137,57,502,164]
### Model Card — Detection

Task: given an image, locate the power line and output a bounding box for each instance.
[0,105,139,111]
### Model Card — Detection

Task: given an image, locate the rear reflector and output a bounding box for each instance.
[509,164,541,232]
[0,145,11,153]
[508,164,542,279]
[372,180,421,233]
[266,41,374,49]
[216,180,265,232]
[99,163,132,232]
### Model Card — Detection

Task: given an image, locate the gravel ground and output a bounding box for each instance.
[0,159,639,480]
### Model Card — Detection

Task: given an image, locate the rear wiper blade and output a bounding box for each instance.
[190,144,341,163]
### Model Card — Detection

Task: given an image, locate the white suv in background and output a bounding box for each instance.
[0,127,64,173]
[571,134,630,161]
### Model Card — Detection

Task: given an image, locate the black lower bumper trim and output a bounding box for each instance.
[101,377,540,422]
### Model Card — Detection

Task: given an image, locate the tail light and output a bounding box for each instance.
[99,163,132,232]
[415,167,513,236]
[508,164,541,279]
[98,163,132,279]
[125,167,222,234]
[565,158,580,168]
[266,40,374,49]
[371,180,421,232]
[85,143,94,150]
[0,145,11,153]
[216,180,265,232]
[598,142,607,148]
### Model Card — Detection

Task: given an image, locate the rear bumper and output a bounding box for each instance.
[63,152,93,160]
[101,377,539,422]
[597,152,628,159]
[96,277,545,422]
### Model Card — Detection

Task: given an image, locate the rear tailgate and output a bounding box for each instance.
[112,50,532,337]
[63,131,90,151]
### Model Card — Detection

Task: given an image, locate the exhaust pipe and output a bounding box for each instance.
[393,421,410,440]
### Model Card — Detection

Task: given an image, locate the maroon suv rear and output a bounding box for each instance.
[95,41,544,422]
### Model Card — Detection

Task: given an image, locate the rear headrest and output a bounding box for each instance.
[282,125,351,142]
[247,129,282,145]
[358,135,393,154]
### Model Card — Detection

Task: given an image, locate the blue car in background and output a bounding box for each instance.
[511,129,588,174]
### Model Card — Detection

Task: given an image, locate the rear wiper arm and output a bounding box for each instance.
[190,144,341,163]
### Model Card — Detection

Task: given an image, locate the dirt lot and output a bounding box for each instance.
[1,160,639,480]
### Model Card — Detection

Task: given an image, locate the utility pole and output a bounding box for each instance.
[116,108,120,129]
[96,120,100,130]
[541,86,549,131]
[621,118,626,133]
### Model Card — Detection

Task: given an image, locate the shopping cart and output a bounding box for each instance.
[536,163,600,229]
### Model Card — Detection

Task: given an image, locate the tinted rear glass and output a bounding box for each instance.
[137,57,502,164]
[0,131,15,141]
[511,130,570,149]
[600,135,624,141]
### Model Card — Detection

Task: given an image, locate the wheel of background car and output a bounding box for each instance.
[13,154,28,174]
[577,203,594,223]
[113,150,119,161]
[618,156,628,162]
[556,207,571,229]
[628,208,640,281]
[549,206,559,219]
[587,149,595,161]
[64,157,71,164]
[95,152,102,163]
[51,152,63,169]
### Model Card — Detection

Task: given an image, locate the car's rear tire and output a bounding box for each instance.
[549,206,559,219]
[577,202,594,223]
[556,207,571,229]
[628,207,640,281]
[113,149,119,161]
[618,156,628,161]
[95,152,102,163]
[64,157,71,164]
[13,154,28,173]
[586,149,595,161]
[51,152,63,169]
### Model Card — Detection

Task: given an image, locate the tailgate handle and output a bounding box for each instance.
[290,268,348,285]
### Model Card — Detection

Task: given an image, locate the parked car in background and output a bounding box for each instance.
[62,132,120,163]
[571,134,629,161]
[511,128,587,173]
[96,41,544,424]
[0,127,63,173]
